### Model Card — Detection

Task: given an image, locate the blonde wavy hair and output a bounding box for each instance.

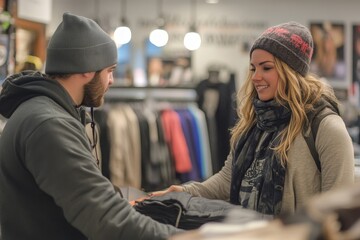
[230,57,338,165]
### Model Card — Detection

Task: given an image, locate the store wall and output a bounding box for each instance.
[48,0,360,90]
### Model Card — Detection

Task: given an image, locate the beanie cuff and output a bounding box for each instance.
[45,41,117,74]
[251,37,309,76]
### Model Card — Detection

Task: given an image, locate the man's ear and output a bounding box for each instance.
[81,72,96,83]
[83,72,96,79]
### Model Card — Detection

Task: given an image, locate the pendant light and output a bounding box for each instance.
[114,0,132,46]
[184,0,201,51]
[206,0,219,4]
[149,0,168,47]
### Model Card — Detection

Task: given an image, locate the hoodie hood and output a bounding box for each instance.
[0,71,80,119]
[304,95,340,130]
[315,95,340,115]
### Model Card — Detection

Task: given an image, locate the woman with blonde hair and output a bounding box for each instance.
[152,22,354,217]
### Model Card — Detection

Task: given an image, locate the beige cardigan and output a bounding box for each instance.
[183,114,355,215]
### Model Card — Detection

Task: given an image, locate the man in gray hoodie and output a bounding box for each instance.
[0,12,181,239]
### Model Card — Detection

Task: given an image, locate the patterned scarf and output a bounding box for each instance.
[230,98,291,215]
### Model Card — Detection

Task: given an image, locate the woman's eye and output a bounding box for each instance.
[264,66,273,71]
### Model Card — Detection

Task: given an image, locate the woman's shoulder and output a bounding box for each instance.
[316,111,353,152]
[317,112,347,133]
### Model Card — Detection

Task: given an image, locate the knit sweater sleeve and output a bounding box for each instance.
[317,114,355,190]
[182,153,232,201]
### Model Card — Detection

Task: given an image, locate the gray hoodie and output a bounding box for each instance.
[0,71,182,239]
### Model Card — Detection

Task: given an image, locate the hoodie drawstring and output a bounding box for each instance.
[90,107,100,168]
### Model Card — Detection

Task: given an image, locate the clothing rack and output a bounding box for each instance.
[105,86,197,102]
[97,85,213,191]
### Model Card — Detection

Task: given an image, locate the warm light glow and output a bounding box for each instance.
[206,0,219,4]
[184,31,201,51]
[114,26,132,45]
[149,29,169,47]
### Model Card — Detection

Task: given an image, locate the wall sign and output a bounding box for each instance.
[18,0,52,24]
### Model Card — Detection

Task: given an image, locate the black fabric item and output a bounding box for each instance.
[227,73,238,128]
[230,98,291,216]
[206,114,219,172]
[137,109,176,191]
[132,108,155,191]
[196,77,237,173]
[134,192,235,230]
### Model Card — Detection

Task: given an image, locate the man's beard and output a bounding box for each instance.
[81,73,106,107]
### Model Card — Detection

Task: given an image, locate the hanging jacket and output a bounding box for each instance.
[0,71,181,240]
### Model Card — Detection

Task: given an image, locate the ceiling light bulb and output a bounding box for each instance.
[114,26,132,45]
[149,29,169,47]
[184,31,201,51]
[206,0,219,4]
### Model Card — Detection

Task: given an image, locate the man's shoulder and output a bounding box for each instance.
[19,96,73,119]
[13,96,80,132]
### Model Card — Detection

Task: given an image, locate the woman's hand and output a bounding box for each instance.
[149,185,184,197]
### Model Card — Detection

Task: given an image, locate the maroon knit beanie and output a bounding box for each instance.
[250,21,313,77]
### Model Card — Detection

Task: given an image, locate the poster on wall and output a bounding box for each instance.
[114,43,133,86]
[309,21,346,85]
[351,25,360,105]
[352,25,360,84]
[17,0,52,24]
[0,34,9,82]
[145,39,192,87]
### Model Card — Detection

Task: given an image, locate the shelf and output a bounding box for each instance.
[105,86,197,102]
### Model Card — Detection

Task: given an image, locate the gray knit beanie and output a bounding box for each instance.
[250,21,313,76]
[45,12,117,74]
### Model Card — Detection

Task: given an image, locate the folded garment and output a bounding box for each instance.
[133,191,262,230]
